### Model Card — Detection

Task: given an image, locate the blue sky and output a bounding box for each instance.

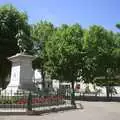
[0,0,119,32]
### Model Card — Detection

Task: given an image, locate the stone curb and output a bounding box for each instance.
[0,112,26,115]
[0,106,76,115]
[27,105,76,115]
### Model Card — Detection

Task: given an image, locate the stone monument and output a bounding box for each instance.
[1,30,36,95]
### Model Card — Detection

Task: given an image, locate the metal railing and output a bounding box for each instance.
[0,88,72,112]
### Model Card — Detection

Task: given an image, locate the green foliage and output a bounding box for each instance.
[46,24,83,82]
[31,20,54,66]
[83,25,116,82]
[0,96,19,104]
[116,23,120,29]
[83,25,120,98]
[31,20,55,88]
[0,4,31,57]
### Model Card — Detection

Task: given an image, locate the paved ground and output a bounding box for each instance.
[0,101,120,120]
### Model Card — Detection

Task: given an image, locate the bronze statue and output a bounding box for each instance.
[16,30,26,53]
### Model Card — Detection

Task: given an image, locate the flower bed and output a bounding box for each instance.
[16,95,65,106]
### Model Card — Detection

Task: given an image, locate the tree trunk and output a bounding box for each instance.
[0,60,5,89]
[0,59,11,89]
[106,85,109,99]
[71,80,75,105]
[105,75,110,99]
[111,88,112,99]
[41,68,45,89]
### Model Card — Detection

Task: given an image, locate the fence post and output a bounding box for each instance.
[27,91,32,111]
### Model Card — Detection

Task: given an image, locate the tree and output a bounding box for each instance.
[110,25,120,86]
[31,20,54,89]
[83,25,116,98]
[46,24,83,105]
[0,4,32,88]
[116,23,120,29]
[81,29,97,83]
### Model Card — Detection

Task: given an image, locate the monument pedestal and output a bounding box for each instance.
[2,53,36,96]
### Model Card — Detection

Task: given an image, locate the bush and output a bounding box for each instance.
[0,96,22,104]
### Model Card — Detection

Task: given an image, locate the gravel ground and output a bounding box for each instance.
[0,101,120,120]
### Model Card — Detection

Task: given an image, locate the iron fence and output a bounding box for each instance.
[0,88,72,112]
